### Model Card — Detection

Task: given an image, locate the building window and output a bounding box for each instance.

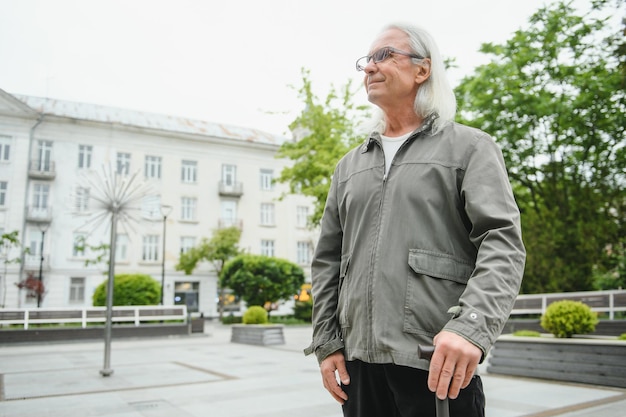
[260,203,275,226]
[78,145,92,169]
[116,234,129,262]
[220,200,238,228]
[141,195,161,220]
[144,155,162,179]
[72,232,88,258]
[69,277,85,303]
[296,206,309,228]
[180,236,196,254]
[260,239,275,257]
[36,140,53,171]
[31,184,50,219]
[297,241,312,264]
[142,235,160,261]
[260,169,274,191]
[75,187,90,212]
[0,181,6,206]
[117,152,131,175]
[222,164,236,186]
[0,136,10,161]
[181,160,197,183]
[181,197,197,221]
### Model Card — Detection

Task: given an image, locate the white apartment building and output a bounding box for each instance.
[0,89,318,317]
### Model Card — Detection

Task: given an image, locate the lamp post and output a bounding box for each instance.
[37,223,49,308]
[160,205,173,305]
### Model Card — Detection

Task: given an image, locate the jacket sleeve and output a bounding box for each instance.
[442,132,526,360]
[303,169,345,363]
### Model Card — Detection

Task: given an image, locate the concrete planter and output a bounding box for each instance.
[487,335,626,388]
[230,324,285,346]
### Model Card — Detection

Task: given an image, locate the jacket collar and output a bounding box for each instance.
[361,113,438,154]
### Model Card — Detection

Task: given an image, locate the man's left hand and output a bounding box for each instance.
[427,331,482,400]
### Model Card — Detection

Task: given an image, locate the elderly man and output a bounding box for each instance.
[305,23,525,417]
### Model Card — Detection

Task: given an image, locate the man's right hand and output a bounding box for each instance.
[320,351,350,404]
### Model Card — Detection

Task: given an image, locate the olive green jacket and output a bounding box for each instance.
[304,121,526,370]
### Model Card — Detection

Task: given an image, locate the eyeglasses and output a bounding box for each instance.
[356,46,424,71]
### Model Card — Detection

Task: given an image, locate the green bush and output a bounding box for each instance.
[293,299,313,322]
[513,330,541,337]
[242,306,269,324]
[92,274,160,306]
[540,300,598,338]
[618,333,626,341]
[221,314,243,325]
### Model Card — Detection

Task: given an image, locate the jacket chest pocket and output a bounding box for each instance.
[403,249,473,336]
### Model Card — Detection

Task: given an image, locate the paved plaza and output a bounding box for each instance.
[0,323,625,417]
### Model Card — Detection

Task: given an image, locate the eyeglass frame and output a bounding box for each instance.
[356,46,425,71]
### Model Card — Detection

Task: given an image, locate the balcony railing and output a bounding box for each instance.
[28,160,56,179]
[218,181,243,197]
[218,218,243,230]
[23,254,50,270]
[25,206,53,223]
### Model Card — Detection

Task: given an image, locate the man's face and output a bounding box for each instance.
[362,28,426,111]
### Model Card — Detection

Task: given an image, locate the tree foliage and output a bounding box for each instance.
[275,68,370,226]
[175,226,243,318]
[455,0,625,293]
[220,254,305,314]
[92,273,160,306]
[175,226,242,275]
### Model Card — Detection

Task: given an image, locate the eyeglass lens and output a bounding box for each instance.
[356,47,393,71]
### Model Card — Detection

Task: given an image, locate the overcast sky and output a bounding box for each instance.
[1,0,578,137]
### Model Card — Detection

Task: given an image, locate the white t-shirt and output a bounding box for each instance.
[381,132,412,175]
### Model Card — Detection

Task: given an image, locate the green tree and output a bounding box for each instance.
[73,235,110,267]
[2,231,24,307]
[455,0,625,293]
[175,226,242,318]
[220,254,305,316]
[275,68,370,226]
[92,273,160,306]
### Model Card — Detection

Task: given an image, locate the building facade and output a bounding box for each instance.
[0,89,317,317]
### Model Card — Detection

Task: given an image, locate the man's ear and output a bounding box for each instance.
[415,58,431,84]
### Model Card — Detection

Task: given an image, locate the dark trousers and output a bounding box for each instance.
[341,360,485,417]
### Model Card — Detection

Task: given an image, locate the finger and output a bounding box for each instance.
[336,358,351,385]
[446,360,468,399]
[461,364,477,389]
[322,370,348,404]
[427,351,444,393]
[435,358,456,400]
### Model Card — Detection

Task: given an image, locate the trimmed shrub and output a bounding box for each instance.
[540,300,598,338]
[221,314,242,325]
[513,330,541,337]
[92,274,160,306]
[619,333,626,341]
[242,306,269,324]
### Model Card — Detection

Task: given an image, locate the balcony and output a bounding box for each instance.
[23,254,51,271]
[25,206,53,224]
[28,160,56,179]
[218,218,243,230]
[218,181,243,197]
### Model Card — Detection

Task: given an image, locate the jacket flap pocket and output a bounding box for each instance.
[408,250,473,284]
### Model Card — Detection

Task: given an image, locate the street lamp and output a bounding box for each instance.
[160,204,173,305]
[37,222,49,308]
